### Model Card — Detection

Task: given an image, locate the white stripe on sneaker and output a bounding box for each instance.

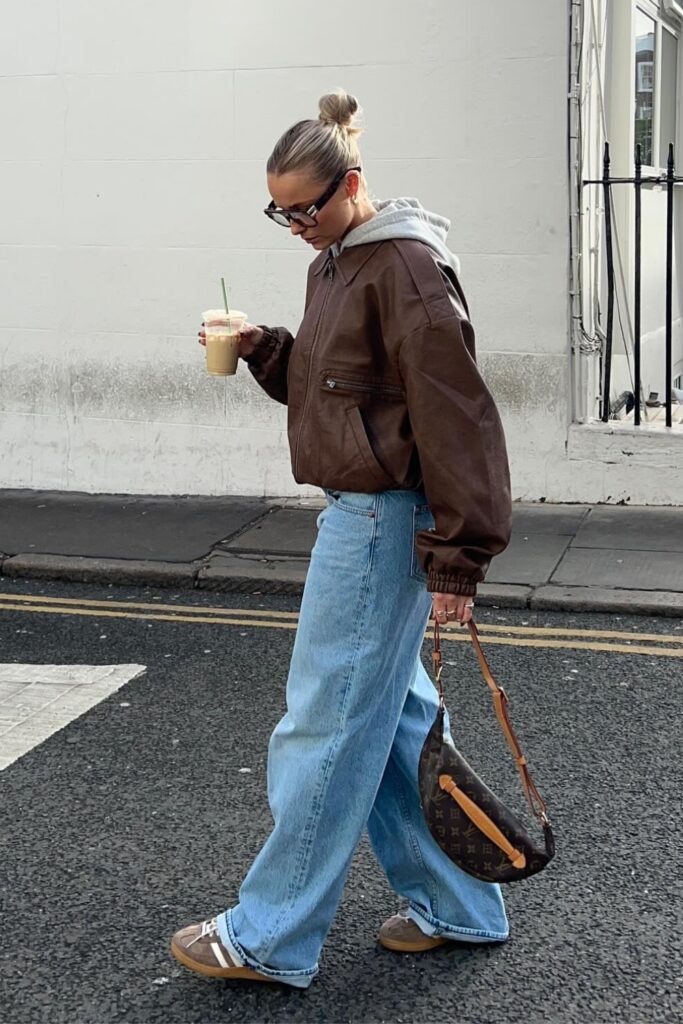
[211,941,230,969]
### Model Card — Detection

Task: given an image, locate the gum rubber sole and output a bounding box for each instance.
[170,939,278,982]
[378,933,450,953]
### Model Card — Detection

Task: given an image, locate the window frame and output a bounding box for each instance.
[634,1,681,172]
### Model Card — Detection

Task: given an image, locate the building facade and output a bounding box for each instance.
[1,1,681,502]
[569,0,682,503]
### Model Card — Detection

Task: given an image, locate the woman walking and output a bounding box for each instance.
[171,88,512,989]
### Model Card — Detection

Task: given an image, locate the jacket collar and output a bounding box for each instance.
[311,241,384,286]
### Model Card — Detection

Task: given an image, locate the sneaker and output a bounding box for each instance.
[378,914,450,953]
[170,917,276,982]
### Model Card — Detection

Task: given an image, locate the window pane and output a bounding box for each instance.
[660,28,678,168]
[634,9,656,165]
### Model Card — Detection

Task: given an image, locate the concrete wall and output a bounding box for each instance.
[1,1,590,500]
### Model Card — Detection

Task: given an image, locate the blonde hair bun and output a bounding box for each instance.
[318,88,363,138]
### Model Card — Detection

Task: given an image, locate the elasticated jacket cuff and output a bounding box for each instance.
[427,573,478,597]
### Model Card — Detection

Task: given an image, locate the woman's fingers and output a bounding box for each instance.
[459,602,474,625]
[237,323,264,359]
[197,321,262,353]
[238,322,262,340]
[431,593,474,626]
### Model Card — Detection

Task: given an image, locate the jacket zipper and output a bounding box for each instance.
[293,255,336,478]
[324,377,403,397]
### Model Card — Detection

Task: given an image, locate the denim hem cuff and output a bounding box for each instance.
[216,910,318,989]
[407,903,509,943]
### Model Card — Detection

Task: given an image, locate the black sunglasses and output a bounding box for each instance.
[264,166,362,228]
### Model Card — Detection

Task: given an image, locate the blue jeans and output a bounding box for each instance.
[216,489,508,987]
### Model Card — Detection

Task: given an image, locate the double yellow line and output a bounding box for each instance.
[0,592,682,658]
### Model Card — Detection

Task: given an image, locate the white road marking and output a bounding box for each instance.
[0,664,146,771]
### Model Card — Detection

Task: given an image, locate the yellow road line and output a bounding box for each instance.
[0,602,299,631]
[477,623,682,644]
[0,592,680,645]
[436,631,683,658]
[0,592,300,620]
[1,601,681,658]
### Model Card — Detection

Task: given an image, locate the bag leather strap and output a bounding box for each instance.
[438,773,528,868]
[432,617,551,828]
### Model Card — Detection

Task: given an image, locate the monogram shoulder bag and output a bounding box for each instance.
[418,618,556,883]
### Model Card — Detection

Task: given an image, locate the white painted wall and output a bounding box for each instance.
[1,0,676,503]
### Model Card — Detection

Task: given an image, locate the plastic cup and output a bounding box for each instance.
[202,309,247,376]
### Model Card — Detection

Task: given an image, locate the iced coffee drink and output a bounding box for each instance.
[203,309,247,376]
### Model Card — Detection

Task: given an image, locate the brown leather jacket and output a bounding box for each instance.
[246,239,511,596]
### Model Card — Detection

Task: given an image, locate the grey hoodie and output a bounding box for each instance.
[330,197,461,279]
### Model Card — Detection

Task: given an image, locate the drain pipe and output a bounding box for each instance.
[568,0,586,422]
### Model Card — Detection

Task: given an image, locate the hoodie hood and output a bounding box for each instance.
[329,197,461,278]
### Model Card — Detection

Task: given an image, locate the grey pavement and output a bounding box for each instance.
[0,576,681,1023]
[1,489,682,617]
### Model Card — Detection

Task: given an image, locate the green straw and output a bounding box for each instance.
[221,277,230,317]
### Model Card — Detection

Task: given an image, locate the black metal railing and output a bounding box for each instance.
[583,142,682,426]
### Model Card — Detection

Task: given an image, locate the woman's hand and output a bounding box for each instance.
[198,321,264,360]
[431,592,475,626]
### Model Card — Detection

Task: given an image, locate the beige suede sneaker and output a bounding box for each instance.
[378,914,450,953]
[170,917,276,982]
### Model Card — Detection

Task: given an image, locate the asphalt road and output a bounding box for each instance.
[0,576,681,1024]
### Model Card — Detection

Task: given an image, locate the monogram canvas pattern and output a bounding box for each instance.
[419,708,554,883]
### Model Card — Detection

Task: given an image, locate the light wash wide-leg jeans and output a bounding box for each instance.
[216,489,508,987]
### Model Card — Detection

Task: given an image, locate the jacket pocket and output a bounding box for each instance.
[321,372,403,400]
[346,405,396,490]
[411,503,435,582]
